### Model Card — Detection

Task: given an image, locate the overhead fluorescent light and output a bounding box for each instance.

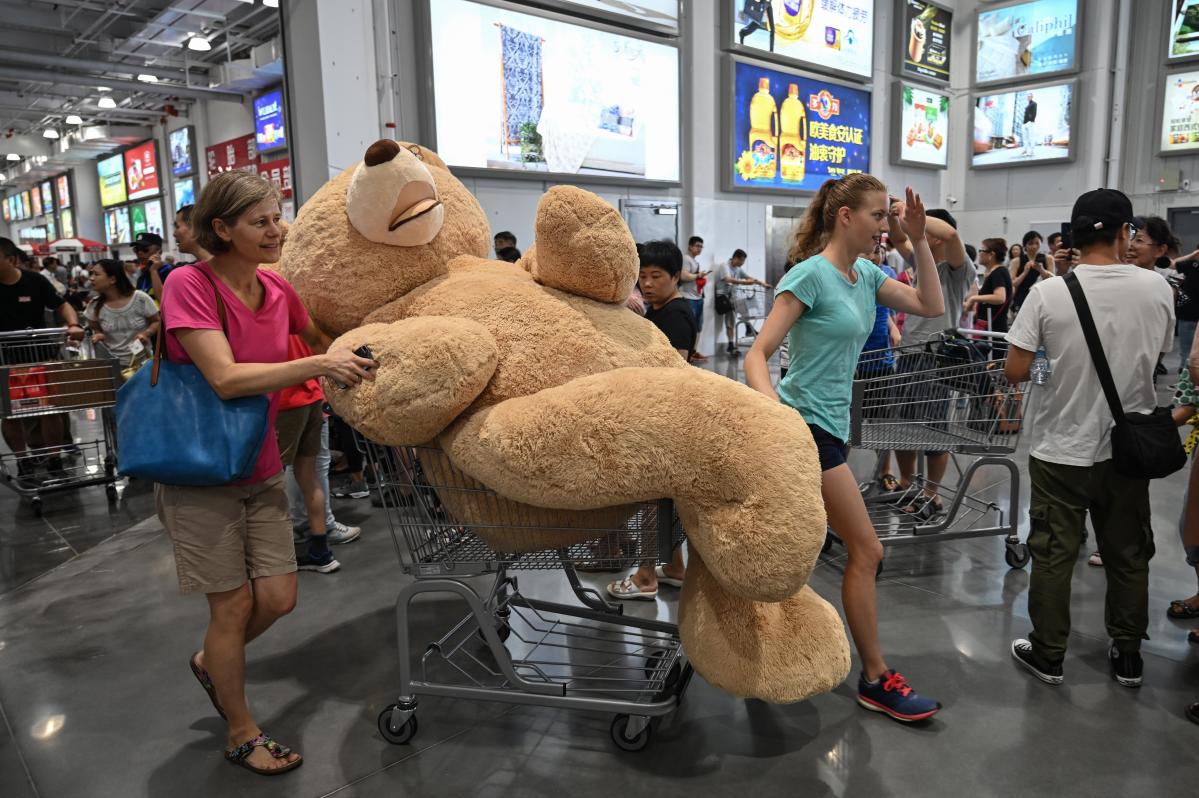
[96,86,111,92]
[97,96,117,109]
[5,154,19,161]
[65,114,83,125]
[264,0,280,6]
[137,74,159,83]
[188,36,212,52]
[42,129,60,139]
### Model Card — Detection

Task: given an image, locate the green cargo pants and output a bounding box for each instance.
[1027,456,1156,663]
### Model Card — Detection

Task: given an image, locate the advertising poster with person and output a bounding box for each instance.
[56,175,70,209]
[975,0,1078,85]
[896,84,949,167]
[1162,69,1199,154]
[729,59,870,192]
[901,0,951,83]
[972,81,1073,167]
[733,0,874,80]
[169,126,194,176]
[124,141,160,201]
[60,208,74,239]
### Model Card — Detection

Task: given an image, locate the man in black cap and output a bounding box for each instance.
[131,231,171,300]
[1004,188,1174,690]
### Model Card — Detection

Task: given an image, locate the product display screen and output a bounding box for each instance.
[144,199,164,237]
[104,207,131,246]
[39,181,52,214]
[98,154,127,207]
[169,126,195,176]
[174,178,195,210]
[975,0,1078,86]
[972,81,1073,168]
[1161,69,1199,154]
[895,84,949,168]
[254,90,287,153]
[428,0,681,182]
[124,141,160,201]
[1171,1,1199,61]
[729,60,870,192]
[56,174,70,209]
[1,196,9,223]
[59,207,75,239]
[554,0,679,32]
[731,0,874,80]
[30,187,41,218]
[900,0,951,83]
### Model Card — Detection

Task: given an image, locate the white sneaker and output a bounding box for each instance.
[327,521,362,545]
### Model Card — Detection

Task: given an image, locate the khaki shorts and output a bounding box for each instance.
[156,472,296,594]
[276,401,324,467]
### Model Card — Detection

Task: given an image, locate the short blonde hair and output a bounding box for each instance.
[193,171,282,255]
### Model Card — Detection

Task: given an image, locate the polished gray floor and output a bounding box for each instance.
[2,350,1198,797]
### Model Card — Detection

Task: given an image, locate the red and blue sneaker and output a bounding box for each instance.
[856,669,942,722]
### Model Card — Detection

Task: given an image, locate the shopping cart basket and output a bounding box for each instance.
[0,328,121,514]
[363,440,692,753]
[826,329,1030,569]
[731,285,773,349]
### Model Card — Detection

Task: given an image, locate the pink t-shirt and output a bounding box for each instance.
[161,262,310,484]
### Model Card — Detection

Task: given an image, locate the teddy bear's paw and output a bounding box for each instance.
[679,553,851,703]
[528,186,637,304]
[323,318,498,445]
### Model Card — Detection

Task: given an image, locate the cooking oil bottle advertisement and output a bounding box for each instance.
[731,60,870,192]
[734,0,874,79]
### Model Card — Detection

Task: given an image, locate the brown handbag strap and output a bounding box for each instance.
[150,264,230,387]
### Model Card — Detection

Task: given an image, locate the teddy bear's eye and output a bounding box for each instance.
[407,144,424,161]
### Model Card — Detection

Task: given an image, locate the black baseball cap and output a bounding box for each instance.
[1070,189,1135,235]
[131,232,163,250]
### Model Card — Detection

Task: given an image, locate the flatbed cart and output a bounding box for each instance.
[362,440,693,753]
[823,329,1031,570]
[0,328,120,515]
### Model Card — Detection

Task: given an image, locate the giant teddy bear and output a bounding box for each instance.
[281,139,850,702]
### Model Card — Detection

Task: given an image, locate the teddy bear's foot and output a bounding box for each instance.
[440,366,826,603]
[523,186,638,304]
[324,318,498,445]
[679,552,851,703]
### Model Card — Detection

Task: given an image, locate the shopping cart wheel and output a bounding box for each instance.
[609,714,652,752]
[105,484,118,503]
[377,706,418,745]
[1004,542,1031,569]
[31,497,42,517]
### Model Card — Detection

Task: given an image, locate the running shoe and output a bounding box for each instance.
[856,670,941,722]
[297,550,341,573]
[1108,644,1143,688]
[1010,639,1064,685]
[333,479,371,499]
[326,520,361,545]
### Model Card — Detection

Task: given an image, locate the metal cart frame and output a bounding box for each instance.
[0,328,121,514]
[825,329,1031,570]
[730,284,772,349]
[363,441,693,753]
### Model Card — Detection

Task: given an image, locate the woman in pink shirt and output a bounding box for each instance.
[159,171,375,775]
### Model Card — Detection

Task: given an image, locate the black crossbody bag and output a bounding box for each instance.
[1064,271,1186,479]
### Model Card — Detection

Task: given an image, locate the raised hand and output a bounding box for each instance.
[899,186,927,241]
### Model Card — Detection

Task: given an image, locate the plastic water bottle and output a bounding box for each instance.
[1030,347,1051,386]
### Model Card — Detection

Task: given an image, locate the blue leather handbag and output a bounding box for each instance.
[115,267,269,486]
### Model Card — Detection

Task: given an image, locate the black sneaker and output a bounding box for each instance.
[1109,645,1143,688]
[1010,639,1064,685]
[297,549,341,574]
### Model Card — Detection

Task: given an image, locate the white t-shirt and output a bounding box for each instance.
[715,261,748,295]
[84,290,158,360]
[1007,264,1175,467]
[901,258,976,344]
[679,253,702,300]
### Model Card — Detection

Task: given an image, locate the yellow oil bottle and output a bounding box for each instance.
[778,83,806,183]
[748,77,779,180]
[773,0,815,42]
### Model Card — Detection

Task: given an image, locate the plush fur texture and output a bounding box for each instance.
[282,141,848,703]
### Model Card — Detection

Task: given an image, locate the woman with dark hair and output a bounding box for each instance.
[964,238,1012,352]
[85,259,159,381]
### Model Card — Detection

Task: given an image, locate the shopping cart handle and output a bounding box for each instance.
[955,328,1010,341]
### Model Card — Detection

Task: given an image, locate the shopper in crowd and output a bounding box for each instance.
[28,255,66,294]
[745,177,947,722]
[1168,333,1199,641]
[132,232,171,300]
[964,237,1012,355]
[857,241,901,492]
[1173,243,1199,371]
[1010,230,1050,316]
[1005,189,1173,690]
[84,259,159,383]
[607,240,693,601]
[160,171,376,776]
[493,230,516,256]
[887,205,974,520]
[716,249,770,356]
[329,413,371,500]
[680,235,710,362]
[495,246,521,263]
[885,238,906,276]
[0,236,83,478]
[1006,243,1024,272]
[44,256,69,287]
[175,204,213,263]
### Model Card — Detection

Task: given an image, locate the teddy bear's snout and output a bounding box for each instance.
[347,141,446,247]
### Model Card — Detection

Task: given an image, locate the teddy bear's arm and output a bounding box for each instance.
[323,317,499,445]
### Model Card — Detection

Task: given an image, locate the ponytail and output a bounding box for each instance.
[787,173,889,264]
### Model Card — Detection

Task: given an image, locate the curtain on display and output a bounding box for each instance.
[500,25,543,148]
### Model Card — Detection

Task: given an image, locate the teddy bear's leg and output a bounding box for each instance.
[440,366,827,604]
[679,551,851,702]
[325,318,499,446]
[524,186,638,304]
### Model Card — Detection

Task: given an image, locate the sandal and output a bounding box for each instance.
[189,652,226,720]
[225,732,303,776]
[1168,599,1199,620]
[654,565,684,588]
[901,494,944,521]
[606,577,657,601]
[878,474,900,492]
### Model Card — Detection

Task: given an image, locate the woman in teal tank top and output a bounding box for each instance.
[744,176,948,723]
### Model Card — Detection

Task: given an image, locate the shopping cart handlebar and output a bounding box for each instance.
[955,328,1010,341]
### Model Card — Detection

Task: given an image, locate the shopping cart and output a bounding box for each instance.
[0,328,121,515]
[825,329,1031,570]
[731,285,773,349]
[363,440,692,753]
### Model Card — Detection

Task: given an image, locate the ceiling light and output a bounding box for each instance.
[42,129,60,139]
[187,36,212,52]
[137,74,158,83]
[264,0,279,7]
[65,114,83,125]
[6,154,19,161]
[97,96,117,109]
[96,86,111,93]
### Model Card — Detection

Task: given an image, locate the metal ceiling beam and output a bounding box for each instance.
[0,103,164,121]
[0,49,204,81]
[0,64,244,102]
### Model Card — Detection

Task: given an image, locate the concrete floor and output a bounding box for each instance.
[1,348,1198,797]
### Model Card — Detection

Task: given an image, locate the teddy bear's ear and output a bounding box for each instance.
[395,141,447,170]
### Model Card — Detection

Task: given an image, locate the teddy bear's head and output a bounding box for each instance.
[281,140,490,336]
